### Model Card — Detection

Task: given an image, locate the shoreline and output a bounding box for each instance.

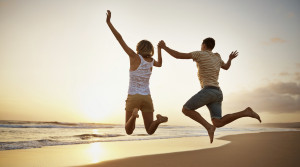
[0,135,230,167]
[81,131,300,167]
[0,126,299,167]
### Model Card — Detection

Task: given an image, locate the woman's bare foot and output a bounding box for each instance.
[156,114,168,123]
[132,108,139,118]
[207,125,216,143]
[245,107,261,123]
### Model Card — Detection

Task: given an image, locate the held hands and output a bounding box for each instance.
[106,10,111,23]
[229,50,238,60]
[158,40,166,49]
[157,43,161,49]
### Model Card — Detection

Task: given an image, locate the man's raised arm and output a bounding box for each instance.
[221,50,238,70]
[158,40,192,59]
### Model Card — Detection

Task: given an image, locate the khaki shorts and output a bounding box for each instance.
[125,94,154,113]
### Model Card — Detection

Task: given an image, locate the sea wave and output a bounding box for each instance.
[75,133,125,140]
[0,133,205,151]
[0,124,115,129]
[2,120,295,151]
[0,139,81,150]
[0,120,194,129]
[0,120,118,129]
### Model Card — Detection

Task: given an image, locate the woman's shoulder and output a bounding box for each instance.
[142,56,154,63]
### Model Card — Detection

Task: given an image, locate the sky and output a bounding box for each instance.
[0,0,299,126]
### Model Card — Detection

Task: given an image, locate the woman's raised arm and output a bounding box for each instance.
[106,10,136,57]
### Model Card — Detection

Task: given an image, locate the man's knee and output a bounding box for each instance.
[212,118,223,128]
[182,107,191,116]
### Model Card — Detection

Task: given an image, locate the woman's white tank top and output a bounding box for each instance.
[128,54,154,95]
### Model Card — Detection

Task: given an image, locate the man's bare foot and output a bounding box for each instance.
[207,125,216,143]
[245,107,261,123]
[156,114,168,123]
[132,108,139,118]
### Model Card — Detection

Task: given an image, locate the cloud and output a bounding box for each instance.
[262,37,286,45]
[295,72,300,81]
[278,70,300,81]
[288,12,295,18]
[268,82,300,95]
[279,72,289,76]
[226,82,300,113]
[270,37,286,43]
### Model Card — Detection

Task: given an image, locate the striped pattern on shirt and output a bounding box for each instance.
[191,51,225,88]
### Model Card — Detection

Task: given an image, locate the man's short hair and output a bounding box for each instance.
[203,37,215,50]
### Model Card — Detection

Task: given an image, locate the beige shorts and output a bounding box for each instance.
[125,94,154,113]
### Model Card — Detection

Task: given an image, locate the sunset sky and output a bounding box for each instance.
[0,0,299,125]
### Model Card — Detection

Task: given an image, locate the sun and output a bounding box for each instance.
[81,100,112,122]
[84,109,110,122]
[77,89,113,123]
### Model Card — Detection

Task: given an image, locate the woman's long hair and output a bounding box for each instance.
[136,40,154,58]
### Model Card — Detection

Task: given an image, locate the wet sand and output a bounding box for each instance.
[81,131,300,167]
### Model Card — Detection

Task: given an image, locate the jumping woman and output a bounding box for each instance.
[106,10,168,135]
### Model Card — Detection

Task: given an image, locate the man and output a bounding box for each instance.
[158,38,261,143]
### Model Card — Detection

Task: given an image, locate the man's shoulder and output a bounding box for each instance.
[213,52,222,59]
[192,51,217,62]
[191,50,202,54]
[214,52,220,56]
[191,51,209,57]
[191,51,204,62]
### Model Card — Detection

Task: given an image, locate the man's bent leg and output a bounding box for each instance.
[212,107,261,128]
[182,89,218,143]
[182,107,216,143]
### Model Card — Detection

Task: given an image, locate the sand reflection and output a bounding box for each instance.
[87,142,105,164]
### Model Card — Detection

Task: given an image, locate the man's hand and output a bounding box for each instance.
[229,50,238,60]
[106,10,111,23]
[222,50,238,70]
[158,40,166,49]
[157,40,192,59]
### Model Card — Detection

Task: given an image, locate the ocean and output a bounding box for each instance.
[0,120,296,151]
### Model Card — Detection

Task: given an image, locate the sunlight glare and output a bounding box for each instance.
[78,88,112,122]
[87,142,105,164]
[92,129,99,134]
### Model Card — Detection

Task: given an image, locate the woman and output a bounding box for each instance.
[106,10,168,135]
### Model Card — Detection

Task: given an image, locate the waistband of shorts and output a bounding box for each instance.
[128,94,151,96]
[203,86,221,90]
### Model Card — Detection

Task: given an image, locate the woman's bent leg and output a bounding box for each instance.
[142,112,168,135]
[125,108,139,135]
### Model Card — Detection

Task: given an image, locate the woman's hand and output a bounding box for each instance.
[106,10,111,23]
[158,40,166,49]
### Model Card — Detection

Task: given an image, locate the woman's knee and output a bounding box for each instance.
[146,129,154,135]
[143,123,154,135]
[125,127,134,135]
[125,130,133,135]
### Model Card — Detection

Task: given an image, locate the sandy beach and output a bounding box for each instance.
[0,135,229,167]
[0,124,299,167]
[82,131,300,167]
